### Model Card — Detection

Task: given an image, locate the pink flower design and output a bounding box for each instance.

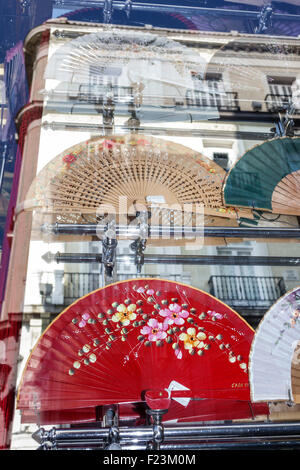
[63,153,77,169]
[103,139,116,149]
[137,139,150,146]
[141,318,168,342]
[159,303,189,326]
[78,313,90,328]
[175,348,183,360]
[208,310,223,320]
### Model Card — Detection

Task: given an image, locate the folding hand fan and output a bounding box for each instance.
[249,286,300,404]
[19,134,254,221]
[205,36,292,95]
[45,28,207,105]
[223,137,300,216]
[17,278,259,423]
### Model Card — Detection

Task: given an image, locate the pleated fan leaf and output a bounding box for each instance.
[205,37,293,95]
[45,28,208,104]
[249,286,300,403]
[223,137,300,216]
[17,279,257,421]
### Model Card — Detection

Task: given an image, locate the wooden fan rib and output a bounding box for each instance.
[274,181,300,202]
[137,147,146,198]
[282,173,300,195]
[291,371,300,382]
[51,162,138,208]
[275,172,300,191]
[116,156,148,200]
[106,151,138,188]
[272,187,300,206]
[272,198,300,215]
[157,162,223,207]
[49,182,107,203]
[48,191,103,209]
[27,136,228,216]
[117,161,142,199]
[273,184,300,204]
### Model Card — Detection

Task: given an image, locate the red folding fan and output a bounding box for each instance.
[19,399,268,426]
[17,279,268,423]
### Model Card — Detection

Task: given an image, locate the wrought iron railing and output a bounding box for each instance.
[73,85,240,112]
[63,272,102,304]
[265,93,298,113]
[186,90,240,111]
[62,272,189,304]
[208,275,286,309]
[38,272,285,309]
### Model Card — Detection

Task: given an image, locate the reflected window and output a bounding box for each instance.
[213,152,229,171]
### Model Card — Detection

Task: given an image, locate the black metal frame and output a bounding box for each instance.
[43,251,300,267]
[33,420,300,451]
[42,223,300,239]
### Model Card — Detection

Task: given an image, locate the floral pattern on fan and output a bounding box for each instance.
[68,282,248,376]
[62,153,78,169]
[273,289,300,346]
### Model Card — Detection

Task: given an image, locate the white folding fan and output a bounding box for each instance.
[44,28,214,111]
[249,286,300,404]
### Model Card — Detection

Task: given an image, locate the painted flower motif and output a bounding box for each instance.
[112,303,137,326]
[179,328,207,351]
[175,348,183,360]
[63,153,77,169]
[137,139,150,146]
[159,303,189,326]
[103,139,116,149]
[208,310,223,320]
[78,313,90,328]
[291,309,300,326]
[141,318,168,342]
[146,289,155,295]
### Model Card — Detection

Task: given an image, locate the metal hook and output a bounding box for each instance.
[130,238,147,273]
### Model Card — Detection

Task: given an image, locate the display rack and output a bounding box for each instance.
[33,420,300,451]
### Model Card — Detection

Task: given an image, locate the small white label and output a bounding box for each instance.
[166,380,191,407]
[146,195,166,203]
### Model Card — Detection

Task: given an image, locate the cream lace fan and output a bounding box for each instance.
[205,36,293,99]
[45,28,214,113]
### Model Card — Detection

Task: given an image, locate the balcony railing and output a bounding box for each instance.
[62,272,190,305]
[265,93,299,113]
[75,85,240,113]
[186,90,240,112]
[37,272,286,310]
[208,275,286,309]
[63,272,101,304]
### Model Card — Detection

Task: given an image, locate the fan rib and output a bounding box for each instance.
[24,135,227,218]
